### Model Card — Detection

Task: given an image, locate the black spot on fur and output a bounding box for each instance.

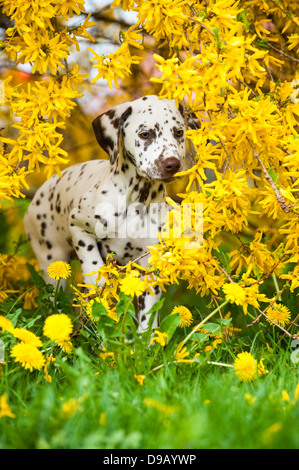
[139,182,151,203]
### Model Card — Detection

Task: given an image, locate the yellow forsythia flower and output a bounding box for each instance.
[150,330,168,347]
[0,394,15,419]
[134,374,145,385]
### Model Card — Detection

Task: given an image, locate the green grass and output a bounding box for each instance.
[1,347,298,449]
[1,272,298,450]
[0,225,298,449]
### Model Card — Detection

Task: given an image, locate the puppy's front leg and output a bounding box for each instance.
[136,254,162,332]
[137,287,162,333]
[69,209,104,286]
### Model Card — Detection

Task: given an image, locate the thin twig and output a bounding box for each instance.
[236,78,257,97]
[216,264,235,284]
[268,43,299,63]
[246,286,285,327]
[207,110,232,178]
[276,313,299,346]
[258,307,293,337]
[247,138,291,214]
[268,0,299,32]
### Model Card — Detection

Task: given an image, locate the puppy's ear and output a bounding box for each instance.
[178,103,201,130]
[92,103,133,163]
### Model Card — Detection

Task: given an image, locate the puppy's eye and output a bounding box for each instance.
[175,129,184,138]
[139,131,150,140]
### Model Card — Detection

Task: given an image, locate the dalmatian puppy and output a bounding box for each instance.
[24,95,199,331]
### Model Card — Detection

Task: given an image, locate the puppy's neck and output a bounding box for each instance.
[111,150,166,207]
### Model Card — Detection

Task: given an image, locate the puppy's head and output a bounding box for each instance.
[92,95,200,181]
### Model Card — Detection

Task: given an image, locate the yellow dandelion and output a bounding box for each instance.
[43,314,73,343]
[57,339,73,354]
[0,394,15,419]
[119,273,145,297]
[134,374,145,385]
[12,328,43,348]
[47,261,71,280]
[171,306,193,328]
[234,351,257,382]
[11,342,45,372]
[150,330,168,347]
[266,303,291,328]
[0,315,14,333]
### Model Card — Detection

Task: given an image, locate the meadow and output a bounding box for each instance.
[0,201,298,450]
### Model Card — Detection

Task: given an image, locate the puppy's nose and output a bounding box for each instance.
[163,157,181,175]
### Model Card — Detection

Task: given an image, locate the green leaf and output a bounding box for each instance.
[202,322,221,335]
[192,332,210,345]
[116,292,135,319]
[217,318,232,327]
[237,8,250,31]
[142,298,165,343]
[8,308,23,327]
[22,315,42,329]
[268,167,279,184]
[254,38,269,50]
[159,313,181,343]
[213,26,221,49]
[92,301,108,321]
[26,263,47,290]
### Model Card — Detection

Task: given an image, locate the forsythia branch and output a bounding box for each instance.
[247,138,292,214]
